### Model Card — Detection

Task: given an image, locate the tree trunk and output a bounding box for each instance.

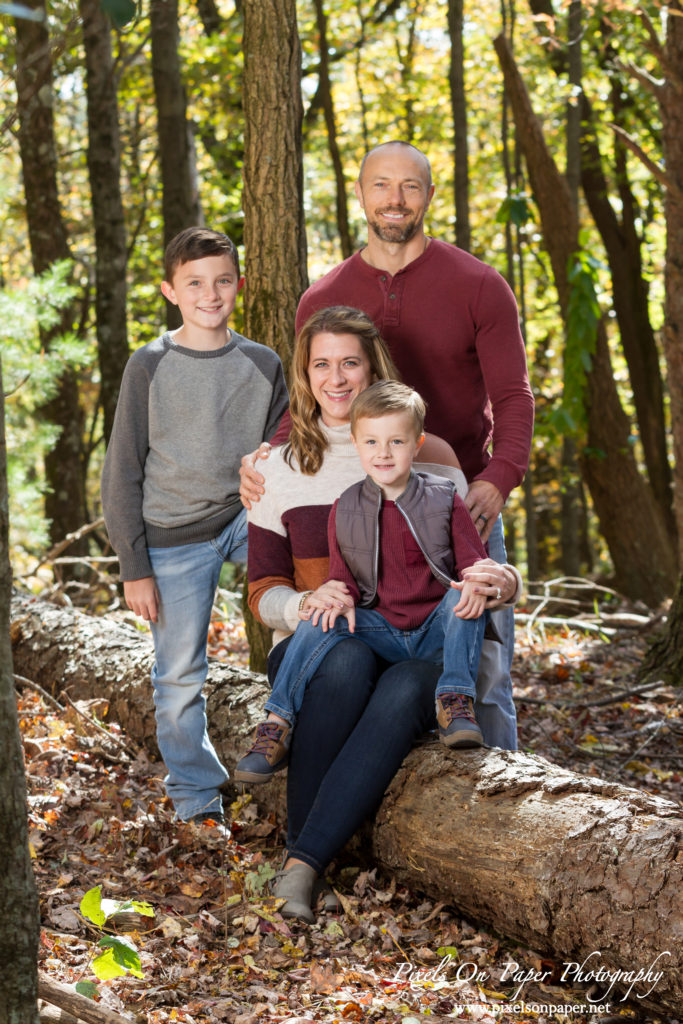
[14,0,88,551]
[493,32,676,607]
[1,373,40,1023]
[9,592,682,1016]
[80,0,129,446]
[150,0,203,330]
[242,0,307,375]
[312,0,354,261]
[447,0,470,252]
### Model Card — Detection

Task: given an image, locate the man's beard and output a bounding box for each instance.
[367,209,423,244]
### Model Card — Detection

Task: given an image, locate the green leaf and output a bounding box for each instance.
[80,886,105,928]
[91,947,129,981]
[96,935,143,979]
[75,980,99,999]
[100,0,137,27]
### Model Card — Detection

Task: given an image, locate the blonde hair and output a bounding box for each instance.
[350,380,426,438]
[285,306,399,475]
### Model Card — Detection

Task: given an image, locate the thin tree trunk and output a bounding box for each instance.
[9,592,683,1016]
[447,0,470,251]
[150,0,202,329]
[80,0,129,446]
[0,370,40,1023]
[14,0,88,550]
[312,0,354,260]
[494,32,676,606]
[560,1,582,576]
[241,0,307,669]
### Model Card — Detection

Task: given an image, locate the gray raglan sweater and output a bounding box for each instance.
[101,330,288,581]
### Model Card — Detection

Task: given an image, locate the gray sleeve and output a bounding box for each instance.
[101,348,158,580]
[238,337,289,441]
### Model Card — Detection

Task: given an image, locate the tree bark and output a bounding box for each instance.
[1,373,40,1023]
[80,0,129,446]
[493,33,676,607]
[242,0,307,375]
[447,0,470,252]
[9,593,683,1016]
[14,0,88,551]
[150,0,203,330]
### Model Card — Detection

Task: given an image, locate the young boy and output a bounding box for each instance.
[236,379,493,785]
[101,227,288,824]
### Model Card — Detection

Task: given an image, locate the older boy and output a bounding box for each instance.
[236,380,494,785]
[102,227,288,823]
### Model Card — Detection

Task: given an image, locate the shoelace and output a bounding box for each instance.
[250,721,284,754]
[440,693,475,723]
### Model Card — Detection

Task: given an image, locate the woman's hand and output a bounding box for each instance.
[239,442,272,510]
[455,558,517,609]
[299,580,354,623]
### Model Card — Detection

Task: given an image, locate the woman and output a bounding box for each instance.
[243,306,519,922]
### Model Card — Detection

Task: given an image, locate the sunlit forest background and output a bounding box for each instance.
[1,0,680,618]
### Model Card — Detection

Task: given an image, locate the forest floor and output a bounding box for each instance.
[19,592,682,1024]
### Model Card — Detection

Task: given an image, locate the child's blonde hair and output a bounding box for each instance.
[350,380,426,438]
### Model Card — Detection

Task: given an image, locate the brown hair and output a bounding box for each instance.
[350,379,426,438]
[284,306,399,475]
[164,227,240,283]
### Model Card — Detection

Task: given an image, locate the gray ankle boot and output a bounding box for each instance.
[272,863,316,923]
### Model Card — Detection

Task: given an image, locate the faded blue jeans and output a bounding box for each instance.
[265,585,486,726]
[148,509,248,821]
[475,515,517,750]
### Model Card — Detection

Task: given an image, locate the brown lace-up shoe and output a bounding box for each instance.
[234,720,291,783]
[436,693,483,749]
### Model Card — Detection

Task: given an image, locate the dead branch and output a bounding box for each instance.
[37,970,135,1024]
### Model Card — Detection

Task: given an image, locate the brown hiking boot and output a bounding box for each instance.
[234,720,291,783]
[436,693,483,749]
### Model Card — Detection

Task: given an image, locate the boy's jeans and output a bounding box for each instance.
[265,583,486,726]
[148,509,247,821]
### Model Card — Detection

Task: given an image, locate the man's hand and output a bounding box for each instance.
[239,442,272,510]
[458,558,517,608]
[450,579,487,619]
[124,577,160,622]
[465,480,504,542]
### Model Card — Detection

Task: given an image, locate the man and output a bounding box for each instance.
[247,141,534,749]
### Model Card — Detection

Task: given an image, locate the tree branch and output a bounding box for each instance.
[609,123,679,199]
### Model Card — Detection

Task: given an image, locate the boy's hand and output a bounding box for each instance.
[450,579,486,619]
[124,577,160,622]
[319,603,356,633]
[301,581,353,623]
[239,442,272,509]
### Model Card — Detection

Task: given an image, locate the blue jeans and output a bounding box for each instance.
[267,637,440,873]
[265,586,486,725]
[148,509,248,821]
[474,515,517,750]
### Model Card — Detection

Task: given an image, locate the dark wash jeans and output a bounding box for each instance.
[267,636,439,874]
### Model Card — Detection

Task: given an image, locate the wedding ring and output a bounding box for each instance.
[496,587,501,600]
[478,514,488,524]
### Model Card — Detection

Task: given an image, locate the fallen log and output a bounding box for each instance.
[38,970,133,1024]
[12,592,683,1015]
